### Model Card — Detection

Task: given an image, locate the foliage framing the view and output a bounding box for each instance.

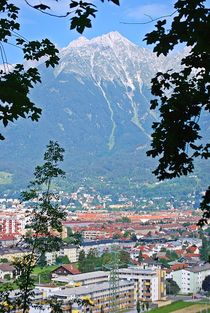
[0,0,119,140]
[144,0,210,224]
[0,1,209,211]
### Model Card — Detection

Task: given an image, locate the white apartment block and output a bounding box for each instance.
[63,245,78,263]
[119,267,166,303]
[52,271,109,286]
[45,244,78,265]
[172,263,210,294]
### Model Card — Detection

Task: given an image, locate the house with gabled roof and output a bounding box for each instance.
[51,264,81,277]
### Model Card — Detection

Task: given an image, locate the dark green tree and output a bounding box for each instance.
[0,258,9,263]
[200,237,210,261]
[119,250,130,267]
[102,252,112,265]
[55,255,70,265]
[159,258,170,268]
[166,250,178,261]
[85,248,99,272]
[113,233,121,239]
[138,250,143,263]
[78,249,86,272]
[124,230,131,238]
[202,275,210,292]
[3,274,11,281]
[37,253,47,268]
[144,0,210,223]
[166,279,180,295]
[64,228,82,246]
[116,216,131,223]
[131,233,137,242]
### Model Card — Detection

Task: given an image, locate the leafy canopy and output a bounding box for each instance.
[144,0,210,224]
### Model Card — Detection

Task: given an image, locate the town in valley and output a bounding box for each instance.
[1,187,210,313]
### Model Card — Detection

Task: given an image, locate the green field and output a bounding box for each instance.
[32,265,58,284]
[150,301,200,313]
[33,265,57,275]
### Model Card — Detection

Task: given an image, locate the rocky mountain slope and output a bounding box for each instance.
[0,32,208,193]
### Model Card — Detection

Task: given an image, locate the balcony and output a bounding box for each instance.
[144,281,151,286]
[143,286,151,292]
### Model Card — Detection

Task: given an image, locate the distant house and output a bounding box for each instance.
[0,263,16,280]
[51,264,81,277]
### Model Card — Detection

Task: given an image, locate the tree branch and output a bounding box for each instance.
[120,10,177,25]
[24,0,71,18]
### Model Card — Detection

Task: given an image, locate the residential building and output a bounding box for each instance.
[0,212,27,235]
[172,263,210,294]
[45,244,78,265]
[52,270,109,286]
[51,264,81,277]
[52,280,134,313]
[63,244,78,263]
[0,247,30,261]
[119,267,166,303]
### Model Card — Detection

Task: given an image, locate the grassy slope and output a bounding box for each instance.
[33,265,58,275]
[150,301,199,313]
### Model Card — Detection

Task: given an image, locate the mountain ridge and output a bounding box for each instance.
[0,32,208,195]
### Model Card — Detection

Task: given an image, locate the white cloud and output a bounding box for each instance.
[126,4,170,21]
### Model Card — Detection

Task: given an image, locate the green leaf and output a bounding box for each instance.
[33,4,50,10]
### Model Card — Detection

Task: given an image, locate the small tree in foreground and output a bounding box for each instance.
[0,141,66,313]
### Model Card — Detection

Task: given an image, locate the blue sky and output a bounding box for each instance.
[6,0,176,63]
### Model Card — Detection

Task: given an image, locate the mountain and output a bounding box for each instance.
[0,32,208,194]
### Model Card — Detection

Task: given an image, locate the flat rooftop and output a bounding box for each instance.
[119,267,156,275]
[53,280,134,297]
[53,271,109,283]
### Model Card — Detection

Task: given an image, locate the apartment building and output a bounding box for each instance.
[45,244,78,265]
[119,267,166,303]
[172,263,210,294]
[52,280,134,313]
[52,270,109,286]
[0,247,31,261]
[63,244,79,263]
[0,214,25,235]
